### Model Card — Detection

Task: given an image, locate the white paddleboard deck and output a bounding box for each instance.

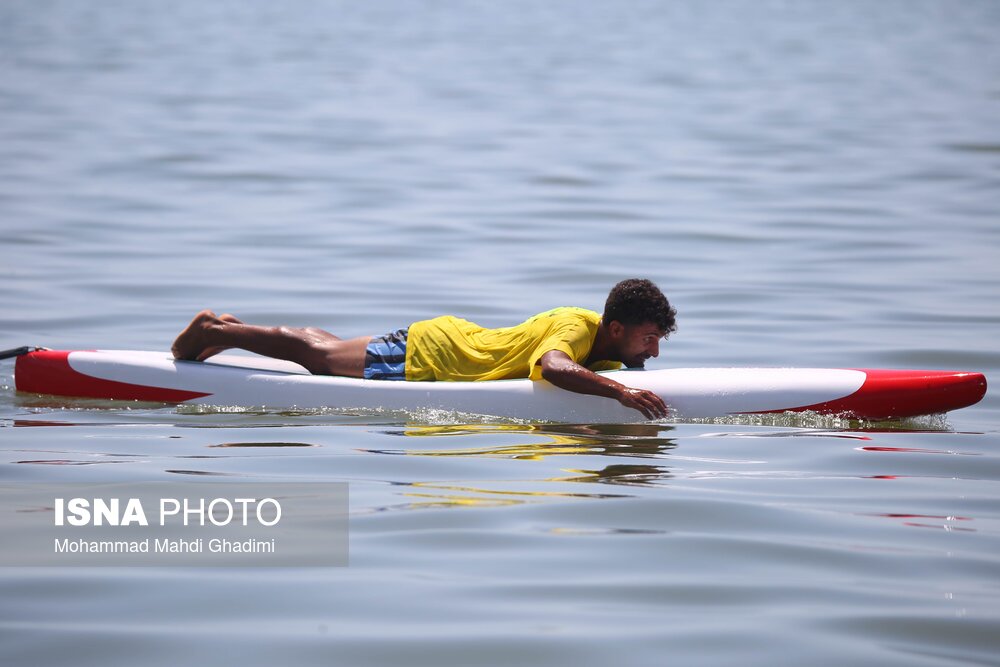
[14,349,987,423]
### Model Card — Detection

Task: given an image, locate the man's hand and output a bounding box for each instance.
[615,386,669,421]
[539,350,670,420]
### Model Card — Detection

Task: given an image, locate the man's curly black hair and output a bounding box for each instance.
[602,278,677,336]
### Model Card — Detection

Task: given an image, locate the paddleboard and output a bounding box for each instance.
[13,349,987,422]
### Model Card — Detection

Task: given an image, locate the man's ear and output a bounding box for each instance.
[607,320,625,338]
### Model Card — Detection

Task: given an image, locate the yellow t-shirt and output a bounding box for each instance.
[405,307,622,381]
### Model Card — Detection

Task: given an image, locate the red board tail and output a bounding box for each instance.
[15,350,210,403]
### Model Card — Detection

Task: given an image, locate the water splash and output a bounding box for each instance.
[675,410,953,432]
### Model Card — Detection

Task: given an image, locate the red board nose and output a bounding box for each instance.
[790,369,988,419]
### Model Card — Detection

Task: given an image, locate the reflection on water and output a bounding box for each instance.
[555,464,669,488]
[858,445,981,456]
[392,475,635,511]
[701,429,872,440]
[367,423,676,460]
[548,526,668,536]
[209,442,318,448]
[357,424,678,511]
[9,420,79,428]
[14,458,130,466]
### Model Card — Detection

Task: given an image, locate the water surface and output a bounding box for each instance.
[2,1,999,665]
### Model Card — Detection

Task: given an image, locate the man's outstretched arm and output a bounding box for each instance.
[538,350,668,420]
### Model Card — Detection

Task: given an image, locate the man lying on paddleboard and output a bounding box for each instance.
[172,278,677,419]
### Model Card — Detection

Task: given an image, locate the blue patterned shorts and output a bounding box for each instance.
[364,328,408,381]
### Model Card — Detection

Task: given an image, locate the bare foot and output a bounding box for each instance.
[172,310,234,361]
[193,313,244,361]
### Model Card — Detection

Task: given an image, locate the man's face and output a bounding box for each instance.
[612,321,666,369]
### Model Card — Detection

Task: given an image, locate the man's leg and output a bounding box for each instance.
[172,310,369,377]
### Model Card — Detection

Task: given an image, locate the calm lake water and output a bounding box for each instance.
[2,1,999,665]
